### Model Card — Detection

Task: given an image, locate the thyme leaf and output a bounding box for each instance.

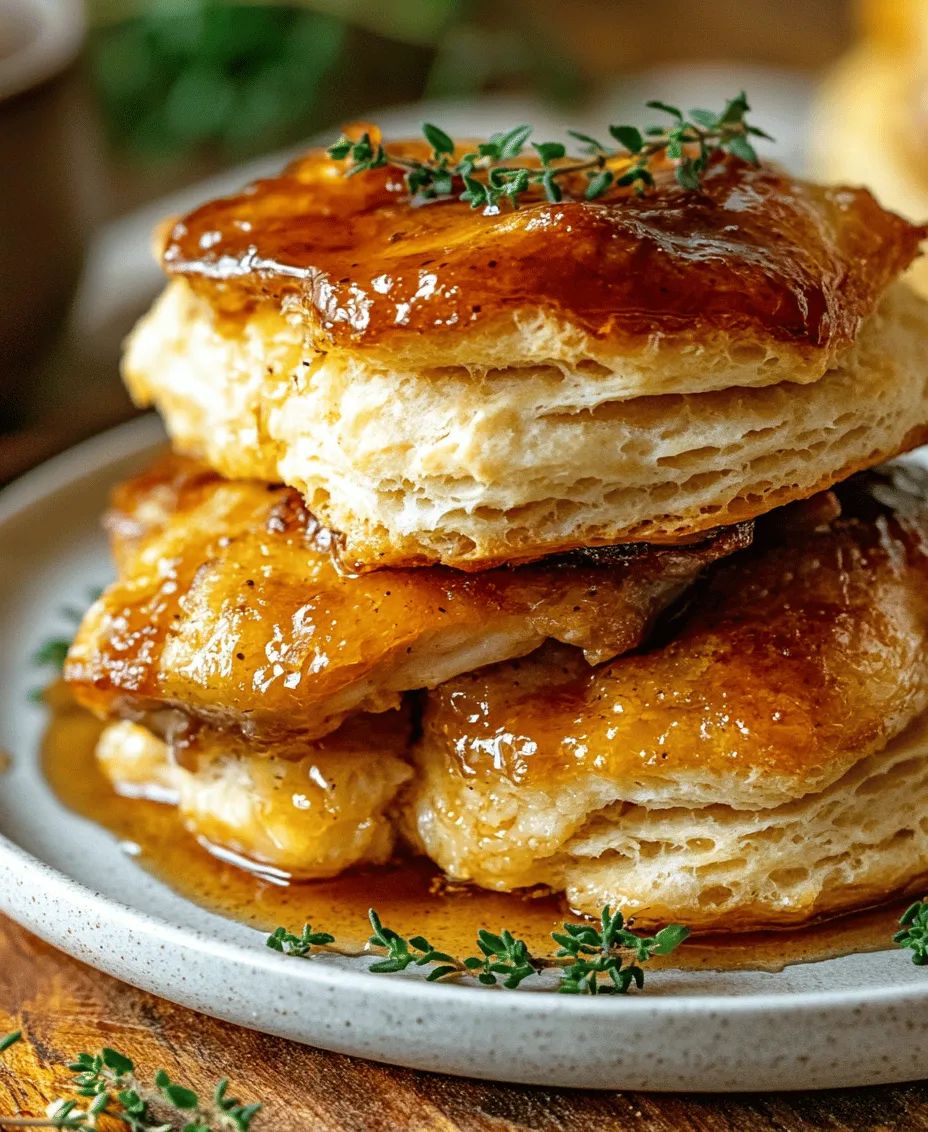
[554,907,689,995]
[265,923,336,956]
[0,1036,260,1130]
[30,588,103,703]
[267,905,689,994]
[327,92,771,209]
[895,900,928,964]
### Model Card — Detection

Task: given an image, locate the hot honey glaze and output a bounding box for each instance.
[40,682,916,974]
[162,141,925,356]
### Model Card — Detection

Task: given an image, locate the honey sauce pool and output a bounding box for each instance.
[41,682,913,972]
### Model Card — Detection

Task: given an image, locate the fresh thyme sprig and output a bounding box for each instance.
[554,907,690,995]
[265,923,336,957]
[365,910,461,979]
[326,92,772,209]
[461,926,540,989]
[894,900,928,964]
[367,910,539,988]
[267,912,539,987]
[267,906,689,995]
[0,1034,260,1131]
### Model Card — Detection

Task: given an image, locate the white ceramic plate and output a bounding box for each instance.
[3,415,928,1091]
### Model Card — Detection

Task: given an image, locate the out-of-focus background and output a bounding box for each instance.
[0,0,920,480]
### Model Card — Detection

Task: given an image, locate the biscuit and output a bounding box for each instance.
[125,276,928,568]
[123,145,928,568]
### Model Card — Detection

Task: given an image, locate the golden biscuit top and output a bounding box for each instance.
[423,467,928,798]
[161,139,924,357]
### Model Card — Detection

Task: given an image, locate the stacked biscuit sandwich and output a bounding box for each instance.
[65,109,928,932]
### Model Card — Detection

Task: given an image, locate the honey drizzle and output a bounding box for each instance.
[163,147,925,356]
[40,684,910,972]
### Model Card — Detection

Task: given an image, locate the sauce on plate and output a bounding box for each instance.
[41,683,916,972]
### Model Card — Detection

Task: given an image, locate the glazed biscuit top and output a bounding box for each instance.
[162,139,925,360]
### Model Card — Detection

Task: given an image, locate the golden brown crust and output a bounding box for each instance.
[162,144,924,366]
[64,454,746,745]
[402,466,928,927]
[416,465,928,799]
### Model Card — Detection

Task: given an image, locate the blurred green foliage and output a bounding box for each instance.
[292,0,460,46]
[87,0,583,161]
[426,22,581,104]
[90,3,347,155]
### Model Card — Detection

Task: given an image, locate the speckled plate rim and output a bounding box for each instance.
[3,415,928,1091]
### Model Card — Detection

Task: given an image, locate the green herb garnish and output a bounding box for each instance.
[0,1035,260,1130]
[895,900,928,964]
[554,908,690,995]
[327,92,772,208]
[267,905,689,995]
[265,923,336,957]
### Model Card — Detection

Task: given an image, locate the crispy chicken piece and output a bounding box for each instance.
[65,454,749,747]
[163,145,922,371]
[405,464,928,928]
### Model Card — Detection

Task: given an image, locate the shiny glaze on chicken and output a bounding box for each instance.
[64,454,748,747]
[162,140,924,354]
[421,466,928,799]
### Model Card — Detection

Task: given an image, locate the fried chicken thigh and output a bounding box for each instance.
[406,466,928,928]
[65,454,748,749]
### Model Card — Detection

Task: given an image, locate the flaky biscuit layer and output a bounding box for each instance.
[406,710,928,931]
[125,278,928,568]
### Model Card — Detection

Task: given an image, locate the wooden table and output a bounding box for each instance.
[2,914,928,1131]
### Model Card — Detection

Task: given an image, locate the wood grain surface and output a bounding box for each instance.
[1,914,927,1131]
